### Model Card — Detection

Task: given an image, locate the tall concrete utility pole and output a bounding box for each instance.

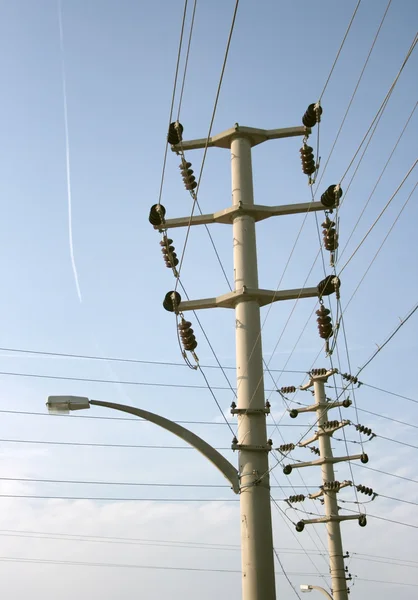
[283,369,369,600]
[155,122,341,600]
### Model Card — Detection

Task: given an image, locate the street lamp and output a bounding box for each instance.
[300,584,334,600]
[46,395,240,494]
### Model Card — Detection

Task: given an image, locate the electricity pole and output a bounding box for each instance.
[283,369,369,600]
[154,121,341,600]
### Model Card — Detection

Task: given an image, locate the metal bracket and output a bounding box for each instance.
[230,407,270,415]
[232,443,273,452]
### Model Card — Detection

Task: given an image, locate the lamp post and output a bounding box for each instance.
[46,395,239,493]
[300,584,334,600]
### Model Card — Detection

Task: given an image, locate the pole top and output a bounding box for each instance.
[171,123,309,151]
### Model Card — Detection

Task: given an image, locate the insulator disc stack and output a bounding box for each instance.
[316,305,333,340]
[320,184,343,210]
[160,237,179,269]
[323,480,341,491]
[278,443,295,453]
[179,159,197,191]
[167,121,183,146]
[280,386,296,394]
[178,318,198,352]
[300,144,316,178]
[341,372,359,385]
[356,424,374,437]
[302,103,322,128]
[288,494,305,503]
[310,368,327,376]
[149,204,166,228]
[323,420,339,429]
[356,484,375,497]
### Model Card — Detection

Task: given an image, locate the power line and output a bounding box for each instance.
[353,463,418,485]
[359,302,418,375]
[319,0,362,101]
[0,408,304,426]
[378,494,418,507]
[0,345,305,374]
[339,160,417,274]
[174,0,240,284]
[340,507,418,530]
[356,407,418,430]
[337,100,417,262]
[0,438,233,450]
[177,0,197,120]
[0,494,239,502]
[314,0,392,193]
[0,476,306,489]
[0,368,272,392]
[156,0,189,206]
[338,31,418,185]
[273,547,302,600]
[361,383,418,405]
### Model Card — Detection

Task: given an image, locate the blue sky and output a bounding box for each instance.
[0,1,417,599]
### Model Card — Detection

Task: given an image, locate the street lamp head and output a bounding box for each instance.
[46,395,91,414]
[300,584,313,593]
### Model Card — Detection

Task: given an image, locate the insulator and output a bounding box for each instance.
[149,204,166,227]
[342,399,351,408]
[356,484,375,497]
[356,424,374,437]
[310,368,327,376]
[309,445,320,455]
[323,480,341,491]
[280,386,296,394]
[322,420,339,429]
[167,121,183,145]
[179,159,197,191]
[316,305,333,340]
[178,318,198,352]
[322,216,339,251]
[283,465,293,475]
[295,521,305,532]
[360,453,369,464]
[300,144,316,176]
[232,436,238,445]
[320,184,343,209]
[302,103,323,128]
[341,372,359,385]
[163,291,181,313]
[358,514,367,527]
[278,443,295,453]
[288,494,305,503]
[317,275,341,297]
[289,409,298,419]
[160,238,179,268]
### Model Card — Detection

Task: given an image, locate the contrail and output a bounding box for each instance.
[57,0,82,302]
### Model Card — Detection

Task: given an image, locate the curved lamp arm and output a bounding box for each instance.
[46,395,239,494]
